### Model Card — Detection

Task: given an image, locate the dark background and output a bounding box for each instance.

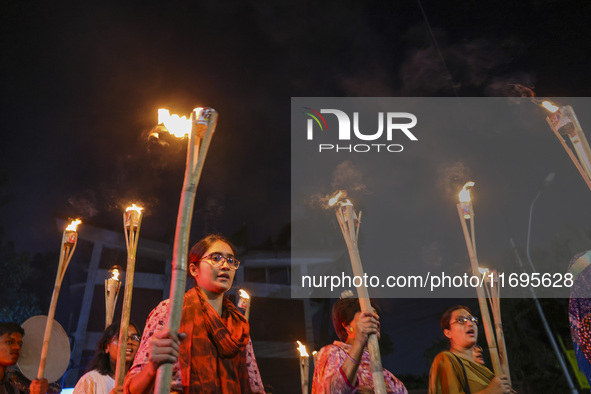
[2,1,591,392]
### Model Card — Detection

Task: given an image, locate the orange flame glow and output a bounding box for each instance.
[542,101,559,113]
[126,204,144,214]
[341,199,353,207]
[459,182,475,203]
[239,289,250,300]
[478,266,489,276]
[66,219,82,232]
[158,108,191,137]
[296,341,309,357]
[328,191,344,207]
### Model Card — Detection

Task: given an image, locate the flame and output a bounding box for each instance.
[239,289,250,299]
[111,268,120,281]
[126,203,144,214]
[157,108,191,137]
[459,181,475,203]
[328,191,344,206]
[66,219,82,232]
[296,341,309,357]
[341,199,353,207]
[542,101,559,113]
[312,351,318,357]
[478,266,489,275]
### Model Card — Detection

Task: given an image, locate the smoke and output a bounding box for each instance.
[485,74,536,97]
[305,161,369,210]
[399,24,535,97]
[331,160,367,193]
[101,188,157,215]
[67,190,99,218]
[437,161,472,197]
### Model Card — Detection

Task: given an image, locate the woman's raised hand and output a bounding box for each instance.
[148,330,187,368]
[353,311,380,347]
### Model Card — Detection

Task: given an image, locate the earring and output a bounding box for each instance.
[347,326,354,333]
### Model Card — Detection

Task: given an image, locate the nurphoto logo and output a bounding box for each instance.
[303,107,418,153]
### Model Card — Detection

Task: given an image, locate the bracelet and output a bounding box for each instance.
[345,352,360,366]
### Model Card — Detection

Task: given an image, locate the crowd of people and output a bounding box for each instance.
[2,234,530,393]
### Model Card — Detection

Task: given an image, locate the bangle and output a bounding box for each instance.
[345,352,360,366]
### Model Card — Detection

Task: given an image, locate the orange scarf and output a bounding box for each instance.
[179,287,251,393]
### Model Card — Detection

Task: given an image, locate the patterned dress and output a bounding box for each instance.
[569,250,591,385]
[125,297,265,393]
[312,341,407,393]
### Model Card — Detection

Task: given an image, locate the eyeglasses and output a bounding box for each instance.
[111,334,141,344]
[201,253,240,270]
[450,316,478,326]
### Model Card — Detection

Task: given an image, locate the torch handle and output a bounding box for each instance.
[338,206,388,394]
[38,284,60,379]
[547,118,591,191]
[39,234,77,379]
[114,257,136,387]
[456,204,503,376]
[155,109,217,394]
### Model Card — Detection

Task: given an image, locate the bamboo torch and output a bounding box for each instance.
[237,289,251,321]
[479,267,510,379]
[154,107,218,394]
[544,101,591,191]
[114,204,143,387]
[328,191,387,394]
[38,219,81,379]
[105,266,122,328]
[296,341,310,394]
[456,182,504,379]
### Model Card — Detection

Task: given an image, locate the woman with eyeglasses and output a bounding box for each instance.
[428,305,514,394]
[73,322,141,394]
[124,234,264,394]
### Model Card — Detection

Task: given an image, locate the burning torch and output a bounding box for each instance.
[296,341,310,394]
[328,191,387,394]
[456,182,505,380]
[114,204,143,387]
[38,219,81,380]
[544,101,591,191]
[154,107,218,394]
[237,289,251,321]
[105,265,122,328]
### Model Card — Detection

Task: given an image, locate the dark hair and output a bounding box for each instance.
[86,322,140,375]
[331,297,381,342]
[188,234,238,283]
[0,322,24,337]
[440,305,472,330]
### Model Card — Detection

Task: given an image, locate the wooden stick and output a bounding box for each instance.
[300,356,309,394]
[155,109,218,394]
[456,204,502,376]
[491,278,511,383]
[114,209,143,387]
[335,204,387,394]
[38,229,78,379]
[547,118,591,191]
[104,278,120,328]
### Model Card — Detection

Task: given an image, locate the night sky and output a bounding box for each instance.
[3,0,591,389]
